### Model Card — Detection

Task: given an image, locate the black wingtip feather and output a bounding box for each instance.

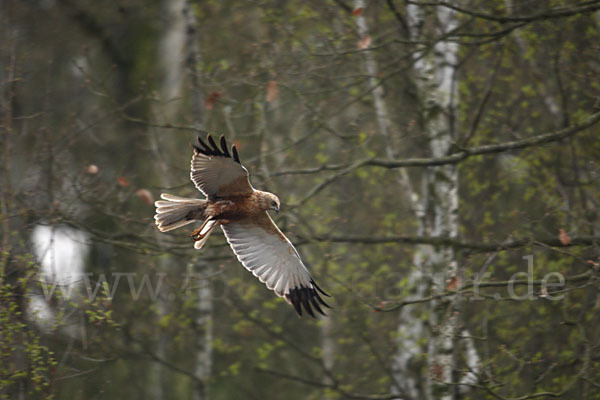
[289,291,302,316]
[316,294,331,309]
[194,133,240,164]
[207,134,220,153]
[311,280,331,297]
[196,135,210,153]
[193,137,209,154]
[232,145,241,164]
[301,290,315,318]
[286,281,330,318]
[219,136,231,157]
[310,296,325,316]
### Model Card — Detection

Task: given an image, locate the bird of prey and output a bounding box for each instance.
[154,134,330,317]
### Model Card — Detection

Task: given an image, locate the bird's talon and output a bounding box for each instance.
[190,230,202,241]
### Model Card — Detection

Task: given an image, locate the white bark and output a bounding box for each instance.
[353,0,418,202]
[352,2,430,397]
[152,1,212,399]
[158,0,187,117]
[459,329,481,389]
[321,312,336,399]
[354,0,390,140]
[181,4,213,399]
[191,262,213,400]
[353,2,433,397]
[391,2,480,399]
[419,7,460,399]
[150,2,187,397]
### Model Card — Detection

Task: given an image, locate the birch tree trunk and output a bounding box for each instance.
[149,1,186,398]
[352,2,424,397]
[421,9,460,398]
[390,3,479,399]
[181,3,212,399]
[152,1,212,399]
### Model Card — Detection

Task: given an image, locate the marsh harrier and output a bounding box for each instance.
[154,134,330,317]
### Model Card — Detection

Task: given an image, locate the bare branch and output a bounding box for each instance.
[460,44,505,147]
[309,233,600,253]
[405,0,600,24]
[380,270,593,312]
[274,110,600,178]
[369,111,600,168]
[257,367,402,400]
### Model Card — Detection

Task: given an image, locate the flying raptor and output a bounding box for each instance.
[154,134,330,317]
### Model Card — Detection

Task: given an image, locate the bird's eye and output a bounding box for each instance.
[271,201,277,207]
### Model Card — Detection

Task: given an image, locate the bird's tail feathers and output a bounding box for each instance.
[154,193,207,232]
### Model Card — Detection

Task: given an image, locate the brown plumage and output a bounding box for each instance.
[154,134,330,317]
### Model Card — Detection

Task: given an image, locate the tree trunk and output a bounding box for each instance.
[151,1,213,399]
[352,2,425,397]
[414,5,460,399]
[391,3,480,399]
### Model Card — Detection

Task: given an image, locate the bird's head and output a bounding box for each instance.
[258,191,280,213]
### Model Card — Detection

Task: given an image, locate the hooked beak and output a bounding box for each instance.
[274,205,280,213]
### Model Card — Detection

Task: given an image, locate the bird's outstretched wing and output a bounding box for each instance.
[221,212,330,317]
[191,134,253,200]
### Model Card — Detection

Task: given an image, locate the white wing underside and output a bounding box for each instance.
[220,213,330,317]
[221,214,311,297]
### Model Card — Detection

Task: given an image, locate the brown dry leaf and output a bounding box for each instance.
[266,80,279,103]
[117,176,130,187]
[446,276,459,290]
[357,35,371,49]
[558,228,571,245]
[204,91,222,110]
[86,164,99,174]
[136,189,153,205]
[587,259,599,268]
[352,7,364,17]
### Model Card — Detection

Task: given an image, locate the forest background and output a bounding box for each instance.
[1,1,600,399]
